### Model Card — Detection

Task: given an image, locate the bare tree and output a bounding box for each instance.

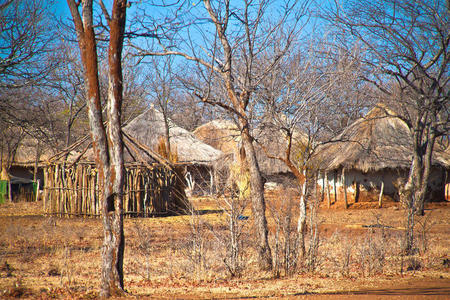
[66,0,127,297]
[0,0,60,166]
[258,35,377,264]
[46,44,87,147]
[0,0,57,88]
[323,0,449,220]
[146,56,178,153]
[133,0,310,271]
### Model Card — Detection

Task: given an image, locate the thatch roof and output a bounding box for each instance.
[254,123,309,175]
[193,119,309,176]
[45,131,171,169]
[313,105,450,172]
[193,120,240,156]
[123,107,223,166]
[3,136,57,167]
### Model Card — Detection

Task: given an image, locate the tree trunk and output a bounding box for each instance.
[297,168,307,258]
[67,0,127,297]
[241,129,272,271]
[403,120,436,216]
[101,0,127,296]
[415,129,436,215]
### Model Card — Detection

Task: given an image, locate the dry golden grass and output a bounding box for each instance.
[0,196,449,299]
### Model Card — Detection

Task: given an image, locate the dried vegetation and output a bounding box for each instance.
[0,197,449,298]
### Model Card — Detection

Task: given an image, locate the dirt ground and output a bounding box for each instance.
[0,196,449,299]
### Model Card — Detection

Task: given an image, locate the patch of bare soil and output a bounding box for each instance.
[0,199,449,299]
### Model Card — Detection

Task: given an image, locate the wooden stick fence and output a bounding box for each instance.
[43,162,180,217]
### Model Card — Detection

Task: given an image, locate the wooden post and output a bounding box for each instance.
[33,142,41,183]
[325,172,331,208]
[333,171,337,204]
[209,168,214,195]
[342,168,348,209]
[314,172,318,203]
[35,179,40,202]
[378,181,384,208]
[354,182,360,203]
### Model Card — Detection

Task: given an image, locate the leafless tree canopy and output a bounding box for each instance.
[322,0,449,218]
[0,0,58,88]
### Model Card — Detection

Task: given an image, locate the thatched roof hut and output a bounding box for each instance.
[124,107,223,166]
[193,119,240,156]
[314,105,450,172]
[253,122,309,178]
[193,119,308,185]
[1,136,58,202]
[43,130,189,217]
[313,105,449,205]
[4,137,56,168]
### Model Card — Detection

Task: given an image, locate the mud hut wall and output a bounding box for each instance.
[44,163,174,217]
[316,169,407,203]
[317,167,447,203]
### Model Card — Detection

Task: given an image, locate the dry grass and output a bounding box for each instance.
[0,197,449,299]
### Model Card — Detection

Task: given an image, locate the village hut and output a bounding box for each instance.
[313,105,450,207]
[43,132,189,217]
[253,122,309,186]
[193,119,308,188]
[0,136,56,202]
[123,106,223,196]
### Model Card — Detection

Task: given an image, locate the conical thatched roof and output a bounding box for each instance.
[193,119,309,176]
[3,136,57,167]
[314,105,450,172]
[123,107,223,165]
[46,131,171,169]
[47,107,221,168]
[193,119,241,156]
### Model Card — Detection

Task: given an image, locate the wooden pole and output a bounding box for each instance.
[35,179,40,202]
[378,181,384,208]
[210,168,214,195]
[342,168,348,209]
[321,172,325,202]
[333,171,337,204]
[325,172,331,208]
[354,182,360,203]
[33,142,41,183]
[314,172,318,203]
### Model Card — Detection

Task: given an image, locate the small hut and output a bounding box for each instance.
[123,107,223,196]
[0,136,55,202]
[313,105,450,207]
[193,119,308,188]
[43,134,189,217]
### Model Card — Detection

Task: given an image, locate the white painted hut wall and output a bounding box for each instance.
[317,168,446,201]
[317,169,407,195]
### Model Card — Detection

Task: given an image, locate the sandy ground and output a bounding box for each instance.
[0,198,449,299]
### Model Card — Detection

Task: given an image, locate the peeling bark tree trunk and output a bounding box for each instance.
[297,168,307,258]
[403,117,437,216]
[241,127,273,271]
[67,0,127,297]
[101,0,127,297]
